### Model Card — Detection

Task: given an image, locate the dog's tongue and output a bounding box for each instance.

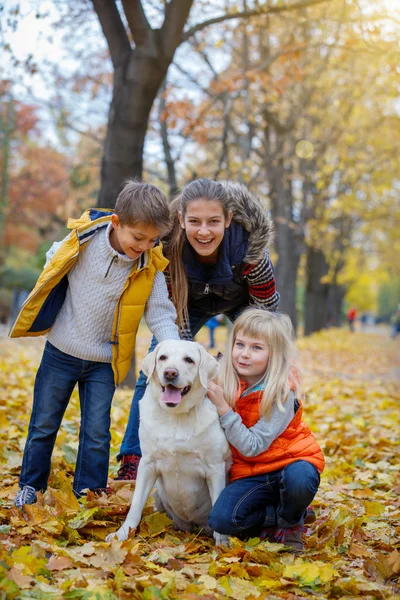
[162,386,182,404]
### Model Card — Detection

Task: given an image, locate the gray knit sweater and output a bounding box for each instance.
[46,224,179,362]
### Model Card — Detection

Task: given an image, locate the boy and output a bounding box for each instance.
[10,180,180,507]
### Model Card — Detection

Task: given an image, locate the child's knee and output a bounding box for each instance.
[208,508,234,535]
[282,461,320,502]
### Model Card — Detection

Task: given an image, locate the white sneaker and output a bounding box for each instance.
[14,485,37,509]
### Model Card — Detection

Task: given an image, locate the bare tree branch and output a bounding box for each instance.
[161,0,194,58]
[121,0,151,46]
[91,0,131,68]
[158,79,179,196]
[171,61,212,96]
[191,42,219,78]
[214,93,232,179]
[143,166,170,184]
[183,0,331,41]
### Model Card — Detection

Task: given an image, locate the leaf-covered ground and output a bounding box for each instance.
[0,325,399,599]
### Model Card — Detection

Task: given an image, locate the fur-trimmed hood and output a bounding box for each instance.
[221,181,274,264]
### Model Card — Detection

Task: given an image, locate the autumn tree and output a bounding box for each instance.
[80,0,331,206]
[157,0,400,330]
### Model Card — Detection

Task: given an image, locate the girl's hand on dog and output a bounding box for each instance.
[207,382,230,417]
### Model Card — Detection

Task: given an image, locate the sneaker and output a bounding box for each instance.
[260,526,277,542]
[92,486,114,496]
[275,526,305,552]
[14,485,38,509]
[114,454,141,481]
[304,506,316,524]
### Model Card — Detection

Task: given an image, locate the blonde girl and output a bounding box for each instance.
[207,309,324,551]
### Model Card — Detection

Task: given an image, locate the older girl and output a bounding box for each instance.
[207,309,324,551]
[116,179,280,479]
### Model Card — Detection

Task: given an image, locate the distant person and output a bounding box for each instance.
[391,304,400,339]
[346,307,357,332]
[206,314,223,349]
[9,289,30,327]
[360,313,368,329]
[10,180,180,508]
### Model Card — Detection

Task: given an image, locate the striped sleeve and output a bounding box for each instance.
[164,267,173,299]
[243,250,280,311]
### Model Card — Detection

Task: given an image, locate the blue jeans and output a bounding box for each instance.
[119,309,237,457]
[20,342,115,495]
[208,461,320,538]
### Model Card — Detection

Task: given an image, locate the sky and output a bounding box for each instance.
[1,1,110,148]
[3,0,399,88]
[1,0,399,149]
[2,2,63,93]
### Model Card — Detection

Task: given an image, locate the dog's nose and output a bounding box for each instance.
[163,368,179,381]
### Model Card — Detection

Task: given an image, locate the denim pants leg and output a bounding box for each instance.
[20,342,78,491]
[208,473,279,538]
[19,342,115,495]
[276,460,320,529]
[208,461,320,538]
[119,311,212,457]
[73,358,115,495]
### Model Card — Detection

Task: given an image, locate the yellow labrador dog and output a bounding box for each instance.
[107,340,231,544]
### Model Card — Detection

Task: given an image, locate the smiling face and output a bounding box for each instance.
[232,330,270,386]
[110,215,161,260]
[141,340,219,413]
[178,199,232,261]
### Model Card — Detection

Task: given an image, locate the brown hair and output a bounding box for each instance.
[165,178,231,327]
[115,179,171,236]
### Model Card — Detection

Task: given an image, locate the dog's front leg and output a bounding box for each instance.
[106,460,158,542]
[206,463,230,547]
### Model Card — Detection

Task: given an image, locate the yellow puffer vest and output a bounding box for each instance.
[9,209,169,385]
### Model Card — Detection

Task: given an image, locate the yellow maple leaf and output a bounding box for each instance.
[139,512,172,537]
[364,500,386,517]
[283,562,338,585]
[198,574,218,589]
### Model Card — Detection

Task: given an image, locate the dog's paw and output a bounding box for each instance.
[213,532,230,547]
[105,522,134,542]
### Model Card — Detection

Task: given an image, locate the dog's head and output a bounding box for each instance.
[141,340,219,413]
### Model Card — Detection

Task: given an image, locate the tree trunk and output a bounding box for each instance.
[98,53,166,207]
[327,282,346,327]
[274,218,301,331]
[304,246,329,335]
[0,95,15,272]
[268,164,302,331]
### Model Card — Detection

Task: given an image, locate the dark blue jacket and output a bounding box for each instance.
[183,222,250,315]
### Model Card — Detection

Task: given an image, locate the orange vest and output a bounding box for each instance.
[229,381,325,482]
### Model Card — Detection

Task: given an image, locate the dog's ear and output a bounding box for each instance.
[198,345,220,388]
[141,346,158,381]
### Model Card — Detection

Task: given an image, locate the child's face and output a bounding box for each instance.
[178,199,232,261]
[110,215,161,260]
[232,330,269,386]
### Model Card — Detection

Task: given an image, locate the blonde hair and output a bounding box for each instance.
[115,179,171,236]
[165,179,231,327]
[219,308,300,416]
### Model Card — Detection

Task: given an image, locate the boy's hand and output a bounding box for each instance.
[207,382,230,417]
